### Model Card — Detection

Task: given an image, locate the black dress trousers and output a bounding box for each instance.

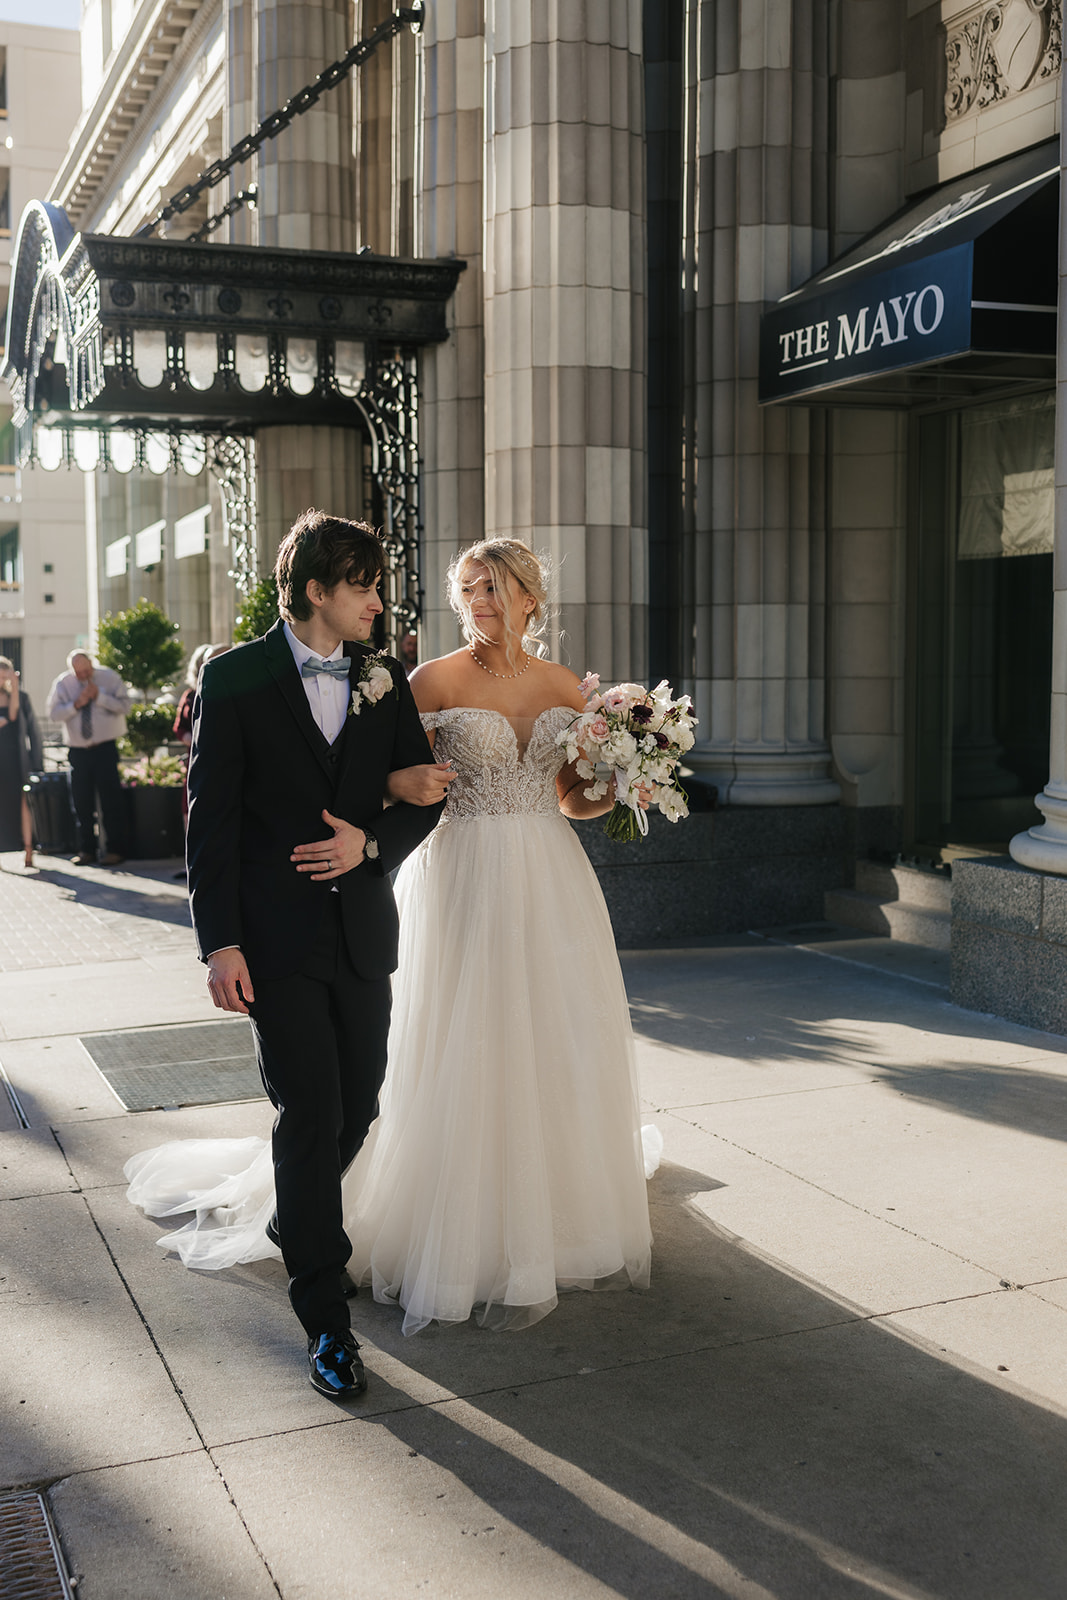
[248,894,391,1337]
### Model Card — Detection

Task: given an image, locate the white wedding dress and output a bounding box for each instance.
[126,706,660,1335]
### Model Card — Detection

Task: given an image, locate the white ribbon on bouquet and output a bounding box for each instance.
[614,767,649,836]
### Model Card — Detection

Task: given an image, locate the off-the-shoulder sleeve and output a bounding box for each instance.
[419,711,442,731]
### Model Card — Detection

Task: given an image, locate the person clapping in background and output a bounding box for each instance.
[46,650,130,867]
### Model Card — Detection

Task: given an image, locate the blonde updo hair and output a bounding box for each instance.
[447,539,550,653]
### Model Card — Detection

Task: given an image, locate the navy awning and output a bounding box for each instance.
[759,140,1058,408]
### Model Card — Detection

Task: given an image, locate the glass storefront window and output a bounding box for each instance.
[909,392,1054,854]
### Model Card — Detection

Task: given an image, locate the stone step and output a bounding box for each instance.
[890,864,953,913]
[824,885,952,951]
[882,900,951,951]
[853,859,952,912]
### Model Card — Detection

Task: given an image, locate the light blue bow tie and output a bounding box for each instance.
[300,656,349,680]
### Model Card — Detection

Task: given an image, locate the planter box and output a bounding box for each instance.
[125,784,184,859]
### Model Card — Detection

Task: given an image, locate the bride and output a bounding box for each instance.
[126,538,659,1335]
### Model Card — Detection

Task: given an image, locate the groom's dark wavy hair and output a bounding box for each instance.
[275,509,385,622]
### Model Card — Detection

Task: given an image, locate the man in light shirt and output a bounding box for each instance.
[45,651,131,866]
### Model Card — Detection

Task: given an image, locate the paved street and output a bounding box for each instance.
[1,852,1066,1598]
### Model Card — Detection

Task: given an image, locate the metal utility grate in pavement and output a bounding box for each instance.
[0,1491,75,1599]
[79,1019,263,1111]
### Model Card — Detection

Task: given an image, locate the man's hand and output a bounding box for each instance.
[291,809,367,880]
[386,762,456,806]
[207,948,255,1014]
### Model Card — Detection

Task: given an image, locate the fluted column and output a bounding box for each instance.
[251,0,360,566]
[1010,95,1067,874]
[415,0,486,659]
[482,4,646,679]
[255,0,356,252]
[680,0,839,805]
[224,0,257,245]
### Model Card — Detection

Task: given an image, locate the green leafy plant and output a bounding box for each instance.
[123,702,176,757]
[97,598,183,697]
[234,576,279,643]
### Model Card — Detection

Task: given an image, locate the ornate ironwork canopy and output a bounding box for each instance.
[5,201,462,443]
[2,199,464,628]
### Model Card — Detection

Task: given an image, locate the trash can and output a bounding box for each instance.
[23,770,78,855]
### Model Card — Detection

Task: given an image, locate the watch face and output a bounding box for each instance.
[365,833,380,858]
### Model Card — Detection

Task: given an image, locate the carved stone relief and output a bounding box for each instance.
[946,0,1062,121]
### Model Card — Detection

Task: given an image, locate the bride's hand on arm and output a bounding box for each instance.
[386,761,455,806]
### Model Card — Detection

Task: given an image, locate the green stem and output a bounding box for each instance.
[603,801,640,842]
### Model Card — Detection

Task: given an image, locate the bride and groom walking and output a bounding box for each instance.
[126,509,658,1399]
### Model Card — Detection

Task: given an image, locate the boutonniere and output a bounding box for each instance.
[349,650,397,716]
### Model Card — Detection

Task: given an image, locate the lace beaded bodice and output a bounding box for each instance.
[420,706,575,819]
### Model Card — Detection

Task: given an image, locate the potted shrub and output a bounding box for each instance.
[97,598,184,698]
[98,600,185,857]
[119,752,186,858]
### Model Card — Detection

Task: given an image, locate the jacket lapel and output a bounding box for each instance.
[264,620,335,780]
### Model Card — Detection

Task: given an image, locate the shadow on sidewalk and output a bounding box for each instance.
[30,1157,1062,1599]
[624,943,1067,1146]
[27,862,193,935]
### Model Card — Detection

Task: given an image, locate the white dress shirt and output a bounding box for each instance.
[46,666,129,747]
[283,620,349,745]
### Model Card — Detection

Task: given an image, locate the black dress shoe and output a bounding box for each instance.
[308,1330,366,1398]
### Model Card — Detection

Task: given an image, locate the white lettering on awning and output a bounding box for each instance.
[783,281,950,376]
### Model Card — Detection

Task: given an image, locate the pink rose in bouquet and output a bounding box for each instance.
[558,677,697,841]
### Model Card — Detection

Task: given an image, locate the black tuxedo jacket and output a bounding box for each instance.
[186,619,441,981]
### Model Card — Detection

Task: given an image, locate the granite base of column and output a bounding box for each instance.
[572,804,850,947]
[951,856,1067,1035]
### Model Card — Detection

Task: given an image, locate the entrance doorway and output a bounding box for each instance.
[908,390,1054,855]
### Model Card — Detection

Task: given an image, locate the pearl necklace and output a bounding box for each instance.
[468,644,531,679]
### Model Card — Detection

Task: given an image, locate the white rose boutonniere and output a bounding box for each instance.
[349,651,397,716]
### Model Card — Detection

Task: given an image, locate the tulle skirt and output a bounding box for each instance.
[126,811,659,1334]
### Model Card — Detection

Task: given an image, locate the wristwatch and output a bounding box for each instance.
[363,828,380,861]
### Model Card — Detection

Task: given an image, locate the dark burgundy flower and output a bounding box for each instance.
[654,731,670,749]
[630,703,654,724]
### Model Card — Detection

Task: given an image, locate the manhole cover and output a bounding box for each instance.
[80,1019,263,1110]
[0,1491,74,1599]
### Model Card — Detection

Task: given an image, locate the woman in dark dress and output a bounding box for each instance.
[0,656,43,867]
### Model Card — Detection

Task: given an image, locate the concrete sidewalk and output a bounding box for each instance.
[2,851,1066,1598]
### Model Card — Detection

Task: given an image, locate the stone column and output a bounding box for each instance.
[255,0,356,252]
[680,0,839,805]
[224,0,257,246]
[252,0,361,568]
[481,3,646,679]
[1010,97,1067,874]
[414,0,486,660]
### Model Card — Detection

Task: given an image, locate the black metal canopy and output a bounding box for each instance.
[4,200,464,449]
[1,199,465,627]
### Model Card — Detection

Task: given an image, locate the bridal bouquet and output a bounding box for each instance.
[557,675,697,841]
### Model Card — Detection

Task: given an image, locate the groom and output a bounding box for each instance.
[187,509,448,1398]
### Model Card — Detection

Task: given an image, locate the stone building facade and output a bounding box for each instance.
[30,0,1067,1016]
[0,18,84,703]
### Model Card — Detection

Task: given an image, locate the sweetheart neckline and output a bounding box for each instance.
[425,705,574,726]
[423,705,575,766]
